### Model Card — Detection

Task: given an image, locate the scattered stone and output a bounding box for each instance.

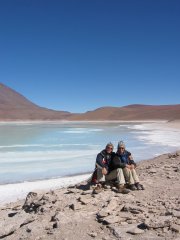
[69,203,75,211]
[173,210,180,218]
[26,227,32,233]
[149,169,157,174]
[78,196,91,205]
[52,222,58,229]
[20,216,36,228]
[0,226,17,239]
[88,232,97,237]
[101,215,122,224]
[22,192,43,213]
[8,212,18,217]
[97,210,109,218]
[144,216,173,229]
[127,227,144,235]
[171,224,180,233]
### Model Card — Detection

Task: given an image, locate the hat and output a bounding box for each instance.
[106,142,114,149]
[117,141,125,149]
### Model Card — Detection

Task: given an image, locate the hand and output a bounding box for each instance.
[102,167,108,175]
[130,164,135,169]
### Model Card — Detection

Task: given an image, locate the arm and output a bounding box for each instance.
[111,155,126,169]
[128,154,137,167]
[96,153,107,169]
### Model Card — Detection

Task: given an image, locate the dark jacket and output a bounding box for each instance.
[91,149,115,184]
[110,150,136,171]
[96,149,115,173]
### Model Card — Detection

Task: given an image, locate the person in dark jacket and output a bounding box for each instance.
[111,141,144,190]
[91,142,130,194]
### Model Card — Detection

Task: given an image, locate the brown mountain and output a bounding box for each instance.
[68,104,180,121]
[0,83,180,121]
[0,83,72,120]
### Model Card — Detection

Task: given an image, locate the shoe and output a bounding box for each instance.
[135,182,145,190]
[92,184,102,194]
[116,184,130,194]
[129,184,136,191]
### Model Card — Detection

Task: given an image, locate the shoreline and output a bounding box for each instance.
[0,121,180,207]
[0,150,180,240]
[0,149,179,208]
[0,174,91,207]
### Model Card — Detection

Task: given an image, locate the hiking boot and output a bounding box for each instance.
[92,184,103,194]
[129,184,136,191]
[135,182,145,190]
[116,184,130,194]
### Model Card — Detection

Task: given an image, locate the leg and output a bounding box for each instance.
[123,167,135,185]
[105,168,125,184]
[131,168,139,183]
[96,167,105,183]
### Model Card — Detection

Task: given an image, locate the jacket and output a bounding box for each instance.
[110,150,136,170]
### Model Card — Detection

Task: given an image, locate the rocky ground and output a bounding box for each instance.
[0,151,180,240]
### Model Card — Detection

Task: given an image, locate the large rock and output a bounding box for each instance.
[144,216,173,229]
[22,192,43,213]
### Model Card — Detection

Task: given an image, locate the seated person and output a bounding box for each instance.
[111,141,144,190]
[91,142,130,194]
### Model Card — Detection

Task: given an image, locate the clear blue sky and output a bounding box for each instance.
[0,0,180,113]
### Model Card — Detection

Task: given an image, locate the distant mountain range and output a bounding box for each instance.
[0,83,180,121]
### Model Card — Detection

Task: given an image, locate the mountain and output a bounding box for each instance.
[68,104,180,121]
[0,83,72,120]
[0,83,180,121]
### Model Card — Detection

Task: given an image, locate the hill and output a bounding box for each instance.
[68,104,180,121]
[0,83,71,120]
[0,83,180,121]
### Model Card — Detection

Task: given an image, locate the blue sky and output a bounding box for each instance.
[0,0,180,113]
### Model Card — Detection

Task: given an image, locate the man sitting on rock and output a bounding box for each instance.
[91,142,130,194]
[111,141,144,190]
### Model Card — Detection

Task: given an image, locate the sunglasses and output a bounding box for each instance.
[119,147,124,150]
[107,147,113,150]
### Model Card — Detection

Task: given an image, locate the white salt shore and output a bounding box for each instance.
[0,174,91,206]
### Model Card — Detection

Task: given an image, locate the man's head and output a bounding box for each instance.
[117,141,126,154]
[105,142,114,153]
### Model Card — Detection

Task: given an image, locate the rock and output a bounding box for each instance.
[69,203,75,210]
[26,227,32,233]
[81,190,92,195]
[88,232,97,237]
[103,199,118,212]
[175,219,180,225]
[52,222,58,229]
[78,196,91,205]
[144,216,173,229]
[20,216,36,227]
[8,212,18,217]
[97,209,109,218]
[22,192,43,213]
[173,210,180,218]
[0,225,17,239]
[51,212,59,222]
[101,215,122,224]
[149,169,157,174]
[171,224,180,233]
[127,227,144,235]
[121,204,144,214]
